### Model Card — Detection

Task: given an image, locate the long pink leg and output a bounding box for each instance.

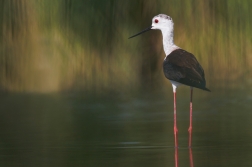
[188,87,193,147]
[173,90,178,148]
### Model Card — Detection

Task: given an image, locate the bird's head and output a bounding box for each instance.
[129,14,174,39]
[151,14,174,31]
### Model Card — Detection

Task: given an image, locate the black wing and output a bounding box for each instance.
[163,49,210,91]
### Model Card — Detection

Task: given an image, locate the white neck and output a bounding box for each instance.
[161,28,179,56]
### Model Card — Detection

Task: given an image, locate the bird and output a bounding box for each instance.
[129,14,210,148]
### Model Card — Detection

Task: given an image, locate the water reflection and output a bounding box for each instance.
[174,148,194,167]
[175,147,178,167]
[0,86,252,166]
[189,148,194,167]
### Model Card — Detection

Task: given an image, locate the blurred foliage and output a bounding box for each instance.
[0,0,251,93]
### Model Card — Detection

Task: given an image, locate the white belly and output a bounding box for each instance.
[170,80,182,92]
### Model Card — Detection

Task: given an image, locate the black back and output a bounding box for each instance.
[163,49,210,91]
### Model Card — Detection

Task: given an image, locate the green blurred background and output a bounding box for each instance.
[0,0,251,93]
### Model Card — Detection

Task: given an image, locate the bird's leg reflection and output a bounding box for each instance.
[189,148,194,167]
[174,147,178,167]
[174,147,194,167]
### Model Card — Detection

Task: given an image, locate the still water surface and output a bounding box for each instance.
[0,86,252,167]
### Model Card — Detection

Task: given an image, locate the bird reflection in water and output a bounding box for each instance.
[174,148,194,167]
[189,148,194,167]
[175,147,178,167]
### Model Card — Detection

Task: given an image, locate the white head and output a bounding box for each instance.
[129,14,178,56]
[151,14,174,32]
[129,14,174,39]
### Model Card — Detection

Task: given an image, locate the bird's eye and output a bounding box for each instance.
[155,19,159,23]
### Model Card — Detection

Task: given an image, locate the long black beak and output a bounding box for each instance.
[128,26,153,39]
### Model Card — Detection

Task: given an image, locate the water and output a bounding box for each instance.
[0,85,252,167]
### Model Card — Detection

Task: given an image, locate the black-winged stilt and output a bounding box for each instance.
[129,14,210,147]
